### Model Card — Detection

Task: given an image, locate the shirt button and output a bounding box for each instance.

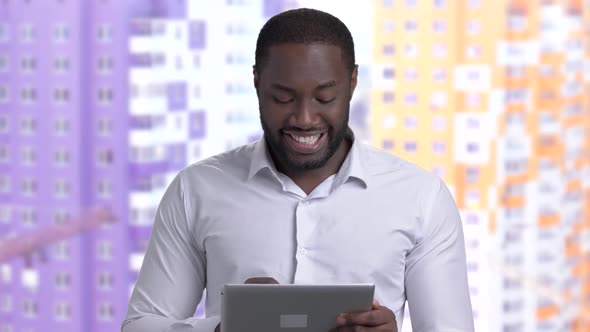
[299,248,307,255]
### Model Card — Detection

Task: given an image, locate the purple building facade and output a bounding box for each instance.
[0,1,129,331]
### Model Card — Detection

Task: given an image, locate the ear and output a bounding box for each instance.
[349,64,358,100]
[253,65,260,92]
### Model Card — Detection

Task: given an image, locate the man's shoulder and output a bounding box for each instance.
[180,141,257,180]
[359,143,444,207]
[359,142,435,181]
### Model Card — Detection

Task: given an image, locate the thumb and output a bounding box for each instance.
[372,300,381,310]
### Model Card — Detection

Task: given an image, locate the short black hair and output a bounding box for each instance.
[254,8,356,73]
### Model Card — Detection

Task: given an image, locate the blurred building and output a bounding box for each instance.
[372,0,590,332]
[0,1,130,331]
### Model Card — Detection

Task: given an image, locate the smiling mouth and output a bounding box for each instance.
[283,131,327,154]
[289,133,321,145]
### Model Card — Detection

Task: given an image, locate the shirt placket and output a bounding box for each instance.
[293,199,317,284]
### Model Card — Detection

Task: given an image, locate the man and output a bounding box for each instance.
[122,8,474,332]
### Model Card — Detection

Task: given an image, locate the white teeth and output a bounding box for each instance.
[292,134,320,145]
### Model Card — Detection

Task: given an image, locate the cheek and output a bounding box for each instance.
[260,107,289,128]
[323,103,349,123]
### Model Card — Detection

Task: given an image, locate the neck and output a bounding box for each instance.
[275,137,352,195]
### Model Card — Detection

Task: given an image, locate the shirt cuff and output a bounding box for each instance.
[164,316,220,332]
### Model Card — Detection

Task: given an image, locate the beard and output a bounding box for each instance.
[260,112,349,172]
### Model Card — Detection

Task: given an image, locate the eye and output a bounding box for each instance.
[272,96,294,104]
[317,97,336,104]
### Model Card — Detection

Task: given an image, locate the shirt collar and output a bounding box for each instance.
[247,129,369,189]
[247,134,279,182]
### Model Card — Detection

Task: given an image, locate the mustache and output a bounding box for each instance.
[280,127,329,132]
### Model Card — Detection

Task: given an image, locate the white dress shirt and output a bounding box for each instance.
[122,134,474,332]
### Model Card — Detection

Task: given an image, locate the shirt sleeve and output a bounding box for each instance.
[122,172,219,332]
[404,177,475,332]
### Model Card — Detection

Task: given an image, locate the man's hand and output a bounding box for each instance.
[243,277,279,284]
[214,277,279,331]
[330,300,397,332]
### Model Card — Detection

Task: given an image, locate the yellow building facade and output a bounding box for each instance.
[372,1,590,331]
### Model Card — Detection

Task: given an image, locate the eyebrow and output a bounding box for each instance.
[316,80,337,91]
[270,80,337,93]
[270,83,296,93]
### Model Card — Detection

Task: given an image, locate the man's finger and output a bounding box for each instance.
[332,324,397,332]
[337,307,395,327]
[372,300,381,310]
[244,277,279,284]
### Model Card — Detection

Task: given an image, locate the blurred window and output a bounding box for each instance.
[0,175,8,193]
[383,20,394,32]
[404,92,418,105]
[97,178,112,199]
[54,272,71,291]
[0,23,9,42]
[97,117,113,136]
[0,294,12,313]
[98,271,114,290]
[0,115,7,133]
[0,55,7,72]
[19,55,36,74]
[404,116,417,129]
[432,116,446,131]
[432,141,446,153]
[467,20,480,34]
[382,44,395,56]
[52,56,70,74]
[54,178,70,199]
[52,87,70,106]
[97,87,113,105]
[97,55,114,75]
[97,24,112,43]
[20,177,37,197]
[54,302,71,321]
[0,85,7,103]
[382,91,395,104]
[404,68,417,80]
[20,86,36,104]
[405,43,417,57]
[432,43,447,58]
[19,146,36,166]
[0,205,10,223]
[19,23,35,44]
[20,206,37,226]
[53,147,70,167]
[54,241,70,261]
[404,141,417,152]
[97,148,114,166]
[53,117,70,136]
[382,139,394,150]
[404,20,417,32]
[22,299,37,318]
[97,241,113,261]
[52,23,70,43]
[97,302,114,321]
[433,20,446,33]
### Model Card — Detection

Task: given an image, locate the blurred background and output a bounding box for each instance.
[0,0,589,331]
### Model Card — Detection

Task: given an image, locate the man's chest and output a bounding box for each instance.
[197,195,418,288]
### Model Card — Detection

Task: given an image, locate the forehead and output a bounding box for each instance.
[259,43,348,84]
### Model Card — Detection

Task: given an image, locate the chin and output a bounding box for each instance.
[285,154,329,170]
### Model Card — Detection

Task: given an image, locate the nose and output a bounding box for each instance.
[290,99,319,129]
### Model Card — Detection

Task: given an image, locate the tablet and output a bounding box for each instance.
[221,283,375,332]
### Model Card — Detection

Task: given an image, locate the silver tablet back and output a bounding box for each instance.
[221,284,374,332]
